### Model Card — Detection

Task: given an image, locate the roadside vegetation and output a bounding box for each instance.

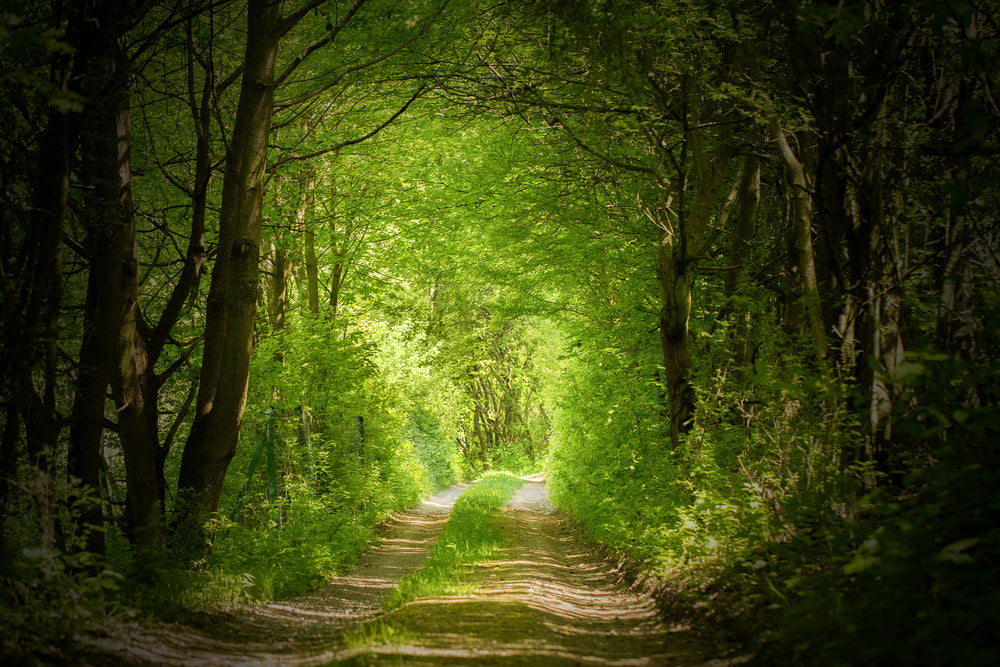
[2,1,998,665]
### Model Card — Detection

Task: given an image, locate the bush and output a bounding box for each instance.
[1,538,121,662]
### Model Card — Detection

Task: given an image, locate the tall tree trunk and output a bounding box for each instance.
[328,260,345,318]
[769,119,829,362]
[266,241,293,333]
[304,228,320,315]
[934,83,975,361]
[82,2,214,551]
[656,236,697,447]
[67,192,116,559]
[722,155,761,376]
[296,167,320,315]
[46,0,125,557]
[1,96,74,549]
[653,116,736,448]
[177,0,282,553]
[85,26,169,549]
[17,110,73,553]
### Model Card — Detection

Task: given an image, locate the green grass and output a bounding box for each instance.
[383,472,524,610]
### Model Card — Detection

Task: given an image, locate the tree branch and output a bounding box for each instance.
[268,84,429,171]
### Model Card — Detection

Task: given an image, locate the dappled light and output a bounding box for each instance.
[82,481,741,666]
[341,481,744,666]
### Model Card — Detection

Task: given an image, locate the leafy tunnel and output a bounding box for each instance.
[1,1,998,665]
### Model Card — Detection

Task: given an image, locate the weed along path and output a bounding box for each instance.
[83,477,745,665]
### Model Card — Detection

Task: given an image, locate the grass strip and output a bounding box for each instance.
[383,472,524,610]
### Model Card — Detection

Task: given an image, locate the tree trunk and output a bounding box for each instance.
[67,191,116,559]
[656,237,697,447]
[329,260,345,318]
[83,26,169,549]
[266,241,293,333]
[653,116,736,448]
[723,155,761,376]
[16,110,74,553]
[935,159,974,360]
[297,167,320,315]
[769,119,828,362]
[304,228,320,315]
[177,0,282,553]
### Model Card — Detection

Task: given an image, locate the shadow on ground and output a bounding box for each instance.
[79,479,747,666]
[340,480,750,666]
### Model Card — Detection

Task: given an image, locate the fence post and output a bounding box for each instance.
[264,407,281,527]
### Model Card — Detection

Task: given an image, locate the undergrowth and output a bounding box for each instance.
[548,332,1000,667]
[116,471,424,621]
[545,321,1000,665]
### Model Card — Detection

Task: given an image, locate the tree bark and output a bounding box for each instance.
[266,241,293,333]
[14,110,74,553]
[329,260,345,318]
[68,179,117,559]
[728,155,761,373]
[769,119,829,362]
[656,236,697,447]
[653,114,736,448]
[177,0,283,552]
[297,167,320,315]
[73,1,215,551]
[81,24,169,549]
[304,227,320,315]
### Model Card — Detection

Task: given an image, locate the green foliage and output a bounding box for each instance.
[401,406,461,491]
[367,317,464,489]
[0,546,121,662]
[209,478,385,603]
[384,472,524,609]
[120,560,254,621]
[747,353,1000,666]
[116,306,439,617]
[2,1,997,663]
[1,490,121,663]
[121,470,418,619]
[342,618,416,654]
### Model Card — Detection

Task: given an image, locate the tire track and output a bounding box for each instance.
[350,478,748,666]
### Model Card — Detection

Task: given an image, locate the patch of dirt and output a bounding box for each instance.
[80,484,468,666]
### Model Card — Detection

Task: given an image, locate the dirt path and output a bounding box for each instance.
[82,484,468,666]
[346,477,747,666]
[82,478,746,665]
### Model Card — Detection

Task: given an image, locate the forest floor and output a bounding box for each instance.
[79,477,750,666]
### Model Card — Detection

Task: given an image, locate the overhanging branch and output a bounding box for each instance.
[268,84,429,171]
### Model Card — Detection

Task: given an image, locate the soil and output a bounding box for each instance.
[79,477,749,666]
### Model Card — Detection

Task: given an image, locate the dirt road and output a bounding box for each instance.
[344,477,745,666]
[82,478,745,665]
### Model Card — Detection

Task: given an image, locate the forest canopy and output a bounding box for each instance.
[1,0,998,664]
